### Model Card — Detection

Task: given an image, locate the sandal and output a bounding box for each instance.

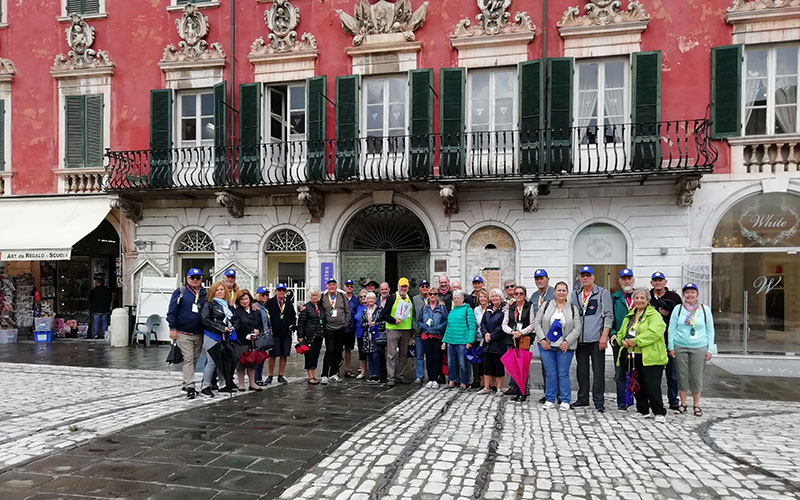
[675,404,687,415]
[307,378,321,385]
[693,406,703,417]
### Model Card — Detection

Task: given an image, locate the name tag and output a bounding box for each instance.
[516,323,523,331]
[191,304,199,314]
[331,310,337,317]
[628,328,637,339]
[689,327,697,339]
[427,318,433,326]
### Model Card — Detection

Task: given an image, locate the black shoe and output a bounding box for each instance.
[520,396,527,403]
[503,388,514,396]
[256,380,267,386]
[471,382,481,389]
[200,387,214,397]
[538,396,547,404]
[181,386,188,392]
[248,386,263,392]
[379,378,388,384]
[669,402,680,411]
[218,386,235,393]
[511,395,520,402]
[596,406,606,413]
[265,376,273,385]
[237,388,246,392]
[210,384,220,391]
[186,388,197,399]
[278,375,288,385]
[570,402,589,409]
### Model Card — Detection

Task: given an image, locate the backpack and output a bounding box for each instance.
[175,285,187,305]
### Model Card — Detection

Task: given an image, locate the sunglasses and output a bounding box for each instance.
[359,295,367,299]
[345,284,354,287]
[513,292,525,296]
[505,285,516,289]
[188,276,202,280]
[428,293,438,296]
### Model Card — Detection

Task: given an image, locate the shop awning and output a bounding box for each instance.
[0,196,111,261]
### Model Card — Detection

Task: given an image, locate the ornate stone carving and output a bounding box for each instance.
[52,14,114,72]
[0,58,16,78]
[452,0,535,37]
[439,184,458,217]
[729,0,798,10]
[110,198,143,223]
[162,3,225,63]
[215,191,244,218]
[337,0,430,46]
[558,0,650,28]
[677,176,702,208]
[297,186,324,220]
[523,183,539,213]
[250,0,317,55]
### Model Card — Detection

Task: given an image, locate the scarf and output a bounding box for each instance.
[213,297,232,323]
[683,303,699,326]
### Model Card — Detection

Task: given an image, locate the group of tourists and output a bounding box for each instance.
[165,265,716,421]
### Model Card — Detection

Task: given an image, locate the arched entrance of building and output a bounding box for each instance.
[340,204,430,293]
[572,222,628,293]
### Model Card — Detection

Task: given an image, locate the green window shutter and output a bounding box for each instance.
[149,89,173,188]
[65,95,86,168]
[518,59,543,174]
[306,76,327,181]
[213,81,227,185]
[711,44,743,139]
[85,94,104,168]
[239,82,262,185]
[439,67,465,176]
[335,75,359,179]
[546,57,573,174]
[84,0,100,14]
[66,0,83,15]
[409,68,433,178]
[0,100,5,171]
[632,51,662,169]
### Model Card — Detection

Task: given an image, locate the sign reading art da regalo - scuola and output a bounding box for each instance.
[0,249,72,261]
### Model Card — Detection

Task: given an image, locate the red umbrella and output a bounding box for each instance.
[501,339,533,396]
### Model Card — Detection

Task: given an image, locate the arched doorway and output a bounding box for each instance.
[340,204,430,293]
[175,230,215,287]
[465,226,516,290]
[572,223,627,292]
[264,228,307,287]
[712,192,800,354]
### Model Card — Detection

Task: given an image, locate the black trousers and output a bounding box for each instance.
[322,328,345,377]
[575,341,605,408]
[665,355,678,405]
[305,336,324,371]
[422,337,442,382]
[634,357,666,416]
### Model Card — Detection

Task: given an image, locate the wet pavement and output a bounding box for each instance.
[0,340,799,499]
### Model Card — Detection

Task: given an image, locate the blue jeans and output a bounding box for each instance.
[369,350,386,379]
[92,313,108,338]
[539,345,574,403]
[415,335,425,380]
[447,344,470,385]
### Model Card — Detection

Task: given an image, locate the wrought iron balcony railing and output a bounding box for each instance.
[105,119,717,191]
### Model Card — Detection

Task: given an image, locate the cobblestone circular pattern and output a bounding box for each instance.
[280,389,800,500]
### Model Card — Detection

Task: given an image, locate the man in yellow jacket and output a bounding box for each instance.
[380,277,414,387]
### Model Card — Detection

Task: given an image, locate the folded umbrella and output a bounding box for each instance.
[207,338,237,396]
[626,351,641,394]
[501,340,533,396]
[465,345,483,364]
[166,342,183,366]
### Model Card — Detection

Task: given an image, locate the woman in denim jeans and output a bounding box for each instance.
[442,290,476,391]
[418,288,448,389]
[360,292,387,383]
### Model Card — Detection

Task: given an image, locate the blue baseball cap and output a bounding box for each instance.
[186,268,202,277]
[419,279,430,287]
[682,282,699,291]
[579,265,594,275]
[344,279,355,286]
[619,268,634,278]
[472,276,484,283]
[534,269,548,278]
[224,269,236,277]
[651,271,666,280]
[327,278,337,284]
[276,282,288,290]
[256,286,269,295]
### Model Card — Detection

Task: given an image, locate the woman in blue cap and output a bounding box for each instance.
[668,283,715,416]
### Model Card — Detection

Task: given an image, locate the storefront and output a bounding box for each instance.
[0,196,120,339]
[711,192,800,354]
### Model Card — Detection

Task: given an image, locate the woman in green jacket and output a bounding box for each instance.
[617,288,668,422]
[443,290,477,391]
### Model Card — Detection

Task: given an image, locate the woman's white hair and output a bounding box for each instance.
[452,289,465,299]
[365,291,376,300]
[308,287,321,296]
[632,287,649,299]
[490,288,503,298]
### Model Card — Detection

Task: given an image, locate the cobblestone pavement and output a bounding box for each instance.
[279,390,800,500]
[0,362,267,470]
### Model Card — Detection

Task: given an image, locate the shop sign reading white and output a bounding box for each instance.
[738,206,800,246]
[0,249,72,261]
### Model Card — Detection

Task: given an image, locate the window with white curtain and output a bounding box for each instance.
[178,92,214,148]
[468,68,515,150]
[744,46,798,136]
[575,60,627,146]
[364,75,407,154]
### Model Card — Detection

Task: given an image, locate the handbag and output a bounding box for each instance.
[254,333,274,351]
[518,335,532,350]
[166,342,183,364]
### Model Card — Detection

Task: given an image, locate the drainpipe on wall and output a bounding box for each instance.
[542,0,549,128]
[230,0,236,145]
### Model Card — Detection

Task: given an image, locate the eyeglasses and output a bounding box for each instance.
[505,285,516,289]
[188,276,202,280]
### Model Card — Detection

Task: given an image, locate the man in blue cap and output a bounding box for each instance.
[610,268,636,410]
[264,283,296,385]
[411,279,431,384]
[649,271,683,410]
[223,268,239,306]
[252,286,272,385]
[530,269,555,403]
[343,279,360,377]
[167,268,207,399]
[570,265,613,412]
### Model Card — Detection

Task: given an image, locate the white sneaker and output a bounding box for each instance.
[355,373,365,380]
[321,376,329,385]
[330,375,341,383]
[655,415,666,424]
[430,381,439,390]
[543,401,556,410]
[634,412,652,419]
[559,402,571,411]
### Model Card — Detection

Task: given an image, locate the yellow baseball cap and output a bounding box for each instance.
[398,277,410,287]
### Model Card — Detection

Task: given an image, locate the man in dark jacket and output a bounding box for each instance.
[167,268,207,399]
[343,279,360,377]
[263,283,296,385]
[529,269,555,403]
[649,271,682,410]
[89,278,112,339]
[609,268,636,411]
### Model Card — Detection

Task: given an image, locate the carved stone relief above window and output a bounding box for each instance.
[726,0,800,45]
[557,1,650,58]
[159,3,226,89]
[450,0,535,69]
[337,0,429,75]
[249,0,318,84]
[51,14,114,77]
